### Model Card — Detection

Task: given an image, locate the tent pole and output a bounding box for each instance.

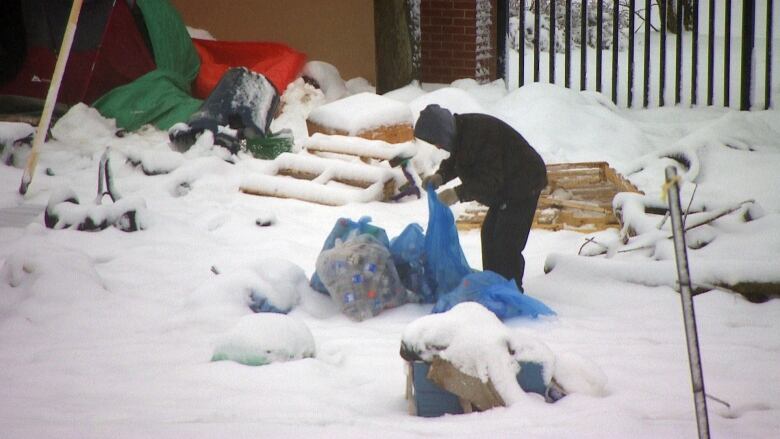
[19,0,85,195]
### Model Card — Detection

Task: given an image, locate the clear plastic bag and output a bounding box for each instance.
[310,216,390,295]
[316,234,408,321]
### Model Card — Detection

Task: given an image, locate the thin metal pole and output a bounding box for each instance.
[665,166,711,439]
[565,0,572,88]
[707,0,716,105]
[581,0,588,90]
[519,0,526,87]
[628,0,636,107]
[766,0,774,109]
[550,0,557,83]
[612,0,619,104]
[660,0,667,106]
[724,0,732,106]
[643,0,651,107]
[534,0,541,82]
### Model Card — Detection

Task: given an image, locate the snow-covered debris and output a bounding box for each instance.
[0,122,34,147]
[241,152,401,205]
[211,313,315,366]
[402,302,605,406]
[301,60,349,102]
[272,78,327,147]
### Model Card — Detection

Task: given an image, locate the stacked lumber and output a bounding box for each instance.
[457,162,642,232]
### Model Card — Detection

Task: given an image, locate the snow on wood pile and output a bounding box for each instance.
[306,92,414,143]
[457,161,641,232]
[240,152,400,205]
[303,133,417,161]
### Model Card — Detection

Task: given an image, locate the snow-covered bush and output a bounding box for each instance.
[508,0,631,53]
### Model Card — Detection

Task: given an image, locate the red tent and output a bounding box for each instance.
[192,39,307,99]
[0,0,155,106]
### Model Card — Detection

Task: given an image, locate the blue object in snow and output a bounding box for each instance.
[423,185,472,299]
[432,271,555,320]
[390,223,435,303]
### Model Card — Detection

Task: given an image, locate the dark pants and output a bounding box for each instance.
[480,192,540,291]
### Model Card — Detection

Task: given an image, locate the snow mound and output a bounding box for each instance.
[302,61,348,103]
[408,86,487,118]
[51,103,117,146]
[0,239,106,320]
[492,83,654,170]
[211,313,316,366]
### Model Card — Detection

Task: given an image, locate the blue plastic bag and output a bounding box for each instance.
[432,271,555,320]
[390,223,434,303]
[311,216,390,295]
[424,185,472,299]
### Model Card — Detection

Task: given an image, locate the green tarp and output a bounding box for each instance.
[92,0,202,131]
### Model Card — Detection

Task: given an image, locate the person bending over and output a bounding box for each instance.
[414,104,547,291]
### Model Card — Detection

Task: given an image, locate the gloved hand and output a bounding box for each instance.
[421,173,443,190]
[437,188,459,206]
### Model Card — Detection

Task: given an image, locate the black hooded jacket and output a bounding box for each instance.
[436,113,547,208]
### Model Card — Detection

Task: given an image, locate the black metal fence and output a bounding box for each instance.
[500,0,775,110]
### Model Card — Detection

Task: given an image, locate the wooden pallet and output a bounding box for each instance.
[457,161,642,232]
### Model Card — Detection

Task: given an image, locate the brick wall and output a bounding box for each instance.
[420,0,496,84]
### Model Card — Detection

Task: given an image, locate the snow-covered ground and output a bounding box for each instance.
[1,76,779,438]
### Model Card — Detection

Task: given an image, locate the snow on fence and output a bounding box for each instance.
[502,0,776,110]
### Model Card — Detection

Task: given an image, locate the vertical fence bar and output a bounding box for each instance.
[643,0,651,107]
[534,0,541,82]
[612,0,619,103]
[676,0,683,104]
[597,0,603,92]
[581,0,588,90]
[691,0,700,105]
[628,0,636,107]
[497,0,508,81]
[550,0,556,83]
[741,0,756,110]
[565,0,572,88]
[766,0,774,109]
[519,0,526,87]
[659,0,667,106]
[707,0,716,105]
[725,0,732,106]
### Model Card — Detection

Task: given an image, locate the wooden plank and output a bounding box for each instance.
[537,197,609,213]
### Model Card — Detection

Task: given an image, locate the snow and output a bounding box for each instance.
[1,69,780,438]
[301,61,349,103]
[307,92,414,134]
